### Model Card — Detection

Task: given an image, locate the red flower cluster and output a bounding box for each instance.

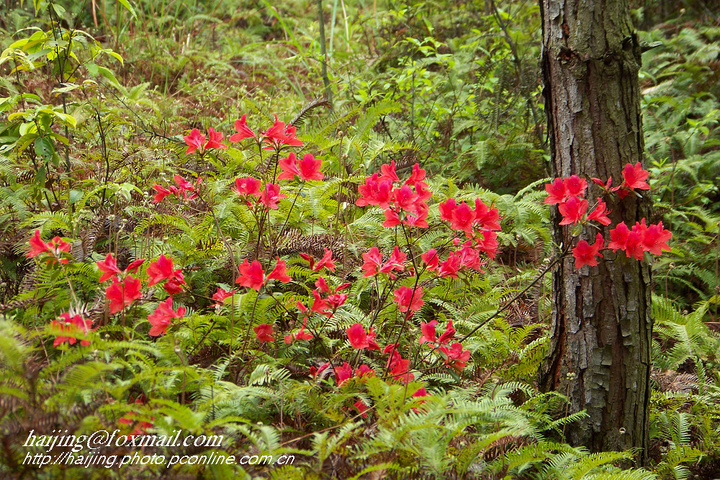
[421,240,485,278]
[385,345,415,383]
[361,246,406,278]
[106,276,142,314]
[438,198,501,258]
[51,313,92,347]
[284,318,313,344]
[183,127,227,155]
[439,342,471,371]
[333,362,376,387]
[299,249,336,272]
[152,175,201,203]
[591,162,651,199]
[346,323,381,350]
[608,220,672,260]
[27,230,71,265]
[147,254,186,295]
[229,114,302,150]
[147,297,185,336]
[254,324,275,343]
[356,162,432,228]
[418,320,456,345]
[278,152,324,181]
[393,286,424,313]
[235,257,292,291]
[231,176,287,210]
[572,233,605,268]
[297,276,349,318]
[546,165,671,269]
[96,253,145,283]
[211,287,236,310]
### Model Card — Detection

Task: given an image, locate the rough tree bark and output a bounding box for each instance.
[537,0,652,464]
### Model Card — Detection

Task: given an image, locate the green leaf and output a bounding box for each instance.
[69,189,83,204]
[34,137,54,161]
[116,0,138,19]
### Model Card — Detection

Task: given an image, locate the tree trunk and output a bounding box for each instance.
[537,0,652,464]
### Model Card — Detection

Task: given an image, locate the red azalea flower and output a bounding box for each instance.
[261,115,302,149]
[608,222,630,252]
[414,181,432,202]
[354,399,369,418]
[587,200,612,226]
[267,257,292,283]
[163,276,185,295]
[404,163,427,186]
[284,319,314,343]
[233,176,261,197]
[379,246,406,275]
[564,175,587,198]
[389,357,414,383]
[295,327,313,341]
[450,202,474,233]
[327,293,348,311]
[440,342,471,370]
[229,114,256,142]
[126,258,146,274]
[314,248,336,272]
[346,323,381,350]
[26,230,70,264]
[148,297,185,337]
[361,247,383,277]
[476,230,498,259]
[393,286,424,313]
[439,198,456,222]
[311,289,332,316]
[392,185,419,212]
[297,153,324,181]
[259,183,286,209]
[235,259,265,290]
[572,233,604,269]
[51,313,92,347]
[622,162,650,191]
[558,196,589,225]
[278,152,301,180]
[334,362,353,386]
[106,276,142,314]
[437,320,455,344]
[382,208,401,227]
[299,252,316,270]
[212,287,236,309]
[456,241,483,270]
[379,160,400,183]
[204,127,226,150]
[254,324,275,343]
[474,199,501,231]
[152,184,173,203]
[315,276,331,294]
[412,387,428,399]
[97,253,122,282]
[355,364,375,379]
[642,221,672,255]
[419,320,438,344]
[421,249,439,270]
[183,128,205,154]
[544,178,566,205]
[147,255,182,286]
[438,253,462,278]
[356,174,393,209]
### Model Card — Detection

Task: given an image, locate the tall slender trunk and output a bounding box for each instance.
[537,0,652,464]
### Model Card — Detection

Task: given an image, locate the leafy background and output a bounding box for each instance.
[0,0,718,478]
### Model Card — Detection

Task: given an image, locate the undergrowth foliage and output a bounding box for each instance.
[0,0,718,479]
